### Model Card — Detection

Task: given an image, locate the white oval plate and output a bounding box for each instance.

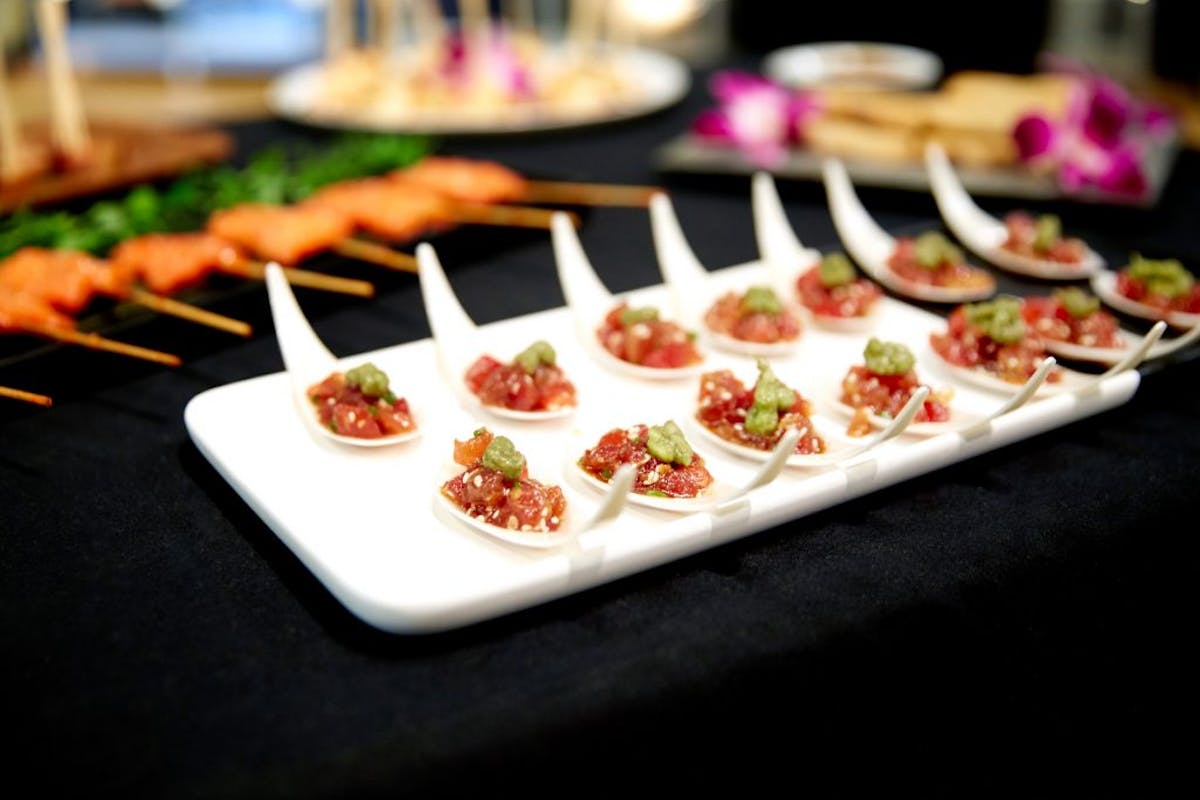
[269,46,691,135]
[764,41,942,90]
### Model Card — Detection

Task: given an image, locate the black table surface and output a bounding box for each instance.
[4,67,1199,796]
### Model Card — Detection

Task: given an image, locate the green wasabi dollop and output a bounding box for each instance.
[740,286,783,314]
[1033,214,1061,253]
[1053,287,1100,319]
[863,338,915,376]
[344,362,391,399]
[646,420,693,466]
[619,306,659,326]
[819,252,855,288]
[1127,253,1195,299]
[964,296,1026,344]
[914,232,963,270]
[744,359,797,436]
[481,436,525,481]
[514,340,556,374]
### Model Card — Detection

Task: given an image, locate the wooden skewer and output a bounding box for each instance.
[22,321,181,366]
[325,0,356,62]
[521,180,659,207]
[410,0,447,49]
[125,288,252,337]
[448,201,578,230]
[502,0,536,34]
[221,259,376,298]
[35,0,91,164]
[567,0,604,56]
[0,386,53,407]
[0,48,28,182]
[333,238,418,273]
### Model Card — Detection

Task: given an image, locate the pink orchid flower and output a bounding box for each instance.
[1012,70,1174,200]
[692,71,821,168]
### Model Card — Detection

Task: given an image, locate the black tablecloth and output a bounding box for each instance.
[4,68,1199,796]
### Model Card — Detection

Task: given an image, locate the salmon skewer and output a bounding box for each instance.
[111,230,375,298]
[0,288,180,366]
[393,156,660,208]
[0,247,251,337]
[206,202,413,277]
[0,385,53,407]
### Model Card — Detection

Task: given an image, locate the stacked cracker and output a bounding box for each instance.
[806,71,1075,168]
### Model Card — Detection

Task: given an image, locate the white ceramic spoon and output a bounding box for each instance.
[1039,318,1192,365]
[689,386,929,468]
[650,192,801,357]
[435,463,636,549]
[751,170,878,333]
[953,356,1056,439]
[415,242,575,421]
[570,428,803,514]
[264,262,421,448]
[925,143,1104,280]
[550,211,707,380]
[1090,270,1200,329]
[822,157,996,304]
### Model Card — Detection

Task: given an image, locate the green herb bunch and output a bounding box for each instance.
[0,132,431,260]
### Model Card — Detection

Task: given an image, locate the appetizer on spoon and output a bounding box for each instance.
[1090,253,1200,329]
[265,263,419,447]
[690,358,926,467]
[822,158,995,303]
[571,421,803,514]
[650,193,801,356]
[925,142,1104,280]
[1021,287,1187,365]
[551,212,705,380]
[751,171,881,331]
[831,338,956,437]
[437,426,635,549]
[416,243,576,420]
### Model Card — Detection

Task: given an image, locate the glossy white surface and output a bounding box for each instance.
[188,260,1142,634]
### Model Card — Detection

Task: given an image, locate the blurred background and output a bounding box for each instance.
[2,1,1197,125]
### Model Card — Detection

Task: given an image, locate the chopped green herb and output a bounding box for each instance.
[473,427,486,437]
[646,490,668,497]
[964,296,1026,344]
[646,420,693,466]
[740,286,782,314]
[482,436,526,481]
[514,340,556,374]
[328,420,339,433]
[367,404,379,418]
[0,132,430,259]
[1127,253,1194,299]
[819,252,855,288]
[1053,287,1100,319]
[600,468,613,480]
[863,338,915,376]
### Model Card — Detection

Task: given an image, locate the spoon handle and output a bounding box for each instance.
[264,262,337,379]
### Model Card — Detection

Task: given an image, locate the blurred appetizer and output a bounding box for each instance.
[888,232,994,293]
[1022,288,1123,350]
[597,302,702,370]
[795,252,882,323]
[464,340,577,413]
[1001,212,1086,265]
[930,296,1058,384]
[703,285,801,345]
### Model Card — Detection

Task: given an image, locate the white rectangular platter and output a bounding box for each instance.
[185,261,1140,634]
